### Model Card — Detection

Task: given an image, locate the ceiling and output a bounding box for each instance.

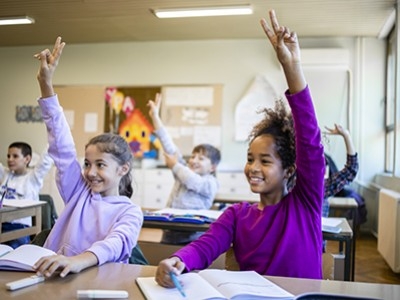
[0,0,396,47]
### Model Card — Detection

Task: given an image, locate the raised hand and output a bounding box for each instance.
[260,10,305,94]
[324,124,349,137]
[260,10,300,67]
[34,36,66,98]
[147,93,162,120]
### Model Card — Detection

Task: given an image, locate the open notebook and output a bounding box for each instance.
[136,269,294,300]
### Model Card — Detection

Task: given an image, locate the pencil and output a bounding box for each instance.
[169,272,186,298]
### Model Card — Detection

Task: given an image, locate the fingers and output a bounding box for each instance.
[158,258,184,288]
[34,255,71,278]
[34,255,61,278]
[269,9,280,33]
[155,260,176,288]
[155,93,162,107]
[33,36,65,65]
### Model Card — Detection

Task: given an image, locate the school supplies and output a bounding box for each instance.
[143,208,223,224]
[136,269,294,300]
[5,275,45,290]
[0,244,56,271]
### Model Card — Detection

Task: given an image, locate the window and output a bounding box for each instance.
[385,28,400,176]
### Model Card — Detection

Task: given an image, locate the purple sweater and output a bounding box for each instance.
[174,86,325,279]
[39,95,143,265]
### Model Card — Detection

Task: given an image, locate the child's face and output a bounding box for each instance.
[244,135,288,197]
[83,145,128,197]
[7,147,30,174]
[188,151,215,176]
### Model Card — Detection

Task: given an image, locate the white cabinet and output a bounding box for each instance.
[217,171,252,195]
[216,171,258,202]
[142,169,174,209]
[131,168,145,207]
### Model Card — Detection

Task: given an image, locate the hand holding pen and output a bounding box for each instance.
[155,256,186,291]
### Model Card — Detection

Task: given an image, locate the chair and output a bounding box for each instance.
[31,228,51,246]
[295,293,380,300]
[129,244,149,265]
[39,194,58,231]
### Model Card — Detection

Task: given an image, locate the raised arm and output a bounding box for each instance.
[147,93,164,130]
[260,10,306,94]
[324,124,356,155]
[34,36,65,98]
[147,93,184,165]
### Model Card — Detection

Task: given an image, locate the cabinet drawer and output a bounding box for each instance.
[218,185,253,195]
[217,172,248,187]
[143,191,169,209]
[144,169,174,184]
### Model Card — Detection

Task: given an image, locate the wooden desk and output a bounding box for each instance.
[323,218,353,281]
[0,202,45,243]
[1,263,399,300]
[143,217,354,282]
[328,197,358,281]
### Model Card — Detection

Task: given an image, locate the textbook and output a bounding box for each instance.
[143,208,223,224]
[136,269,295,300]
[322,217,343,233]
[0,244,56,271]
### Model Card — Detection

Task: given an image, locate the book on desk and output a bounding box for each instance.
[0,244,56,271]
[322,217,343,234]
[136,269,294,300]
[143,208,223,224]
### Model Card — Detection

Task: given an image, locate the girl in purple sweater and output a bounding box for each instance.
[156,9,325,287]
[32,37,143,278]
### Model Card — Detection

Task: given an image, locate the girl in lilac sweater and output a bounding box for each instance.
[156,9,325,287]
[32,37,143,278]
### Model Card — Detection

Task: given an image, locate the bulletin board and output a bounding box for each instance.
[53,84,223,160]
[160,85,223,156]
[54,85,106,158]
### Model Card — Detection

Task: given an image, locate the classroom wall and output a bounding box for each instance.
[0,37,387,185]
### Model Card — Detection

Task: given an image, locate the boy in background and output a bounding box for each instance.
[148,94,221,244]
[0,142,53,248]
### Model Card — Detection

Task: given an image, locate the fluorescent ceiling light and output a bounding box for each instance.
[0,16,35,26]
[153,5,253,19]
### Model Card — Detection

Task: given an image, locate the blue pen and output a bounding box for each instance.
[169,272,186,298]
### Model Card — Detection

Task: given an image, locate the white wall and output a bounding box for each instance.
[0,37,387,184]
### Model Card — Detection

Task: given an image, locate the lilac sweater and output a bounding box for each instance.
[39,95,143,265]
[174,86,325,279]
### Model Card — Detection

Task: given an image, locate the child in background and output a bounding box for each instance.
[155,9,325,287]
[0,142,53,248]
[147,93,221,244]
[323,123,358,217]
[33,37,143,278]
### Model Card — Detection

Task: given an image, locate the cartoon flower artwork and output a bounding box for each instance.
[105,87,161,158]
[118,109,161,158]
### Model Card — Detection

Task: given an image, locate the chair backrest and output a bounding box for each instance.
[295,293,381,300]
[39,194,58,230]
[129,244,149,265]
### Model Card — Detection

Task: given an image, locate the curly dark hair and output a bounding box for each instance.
[248,99,296,185]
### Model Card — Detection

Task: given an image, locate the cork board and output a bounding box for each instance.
[160,85,223,156]
[54,85,106,158]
